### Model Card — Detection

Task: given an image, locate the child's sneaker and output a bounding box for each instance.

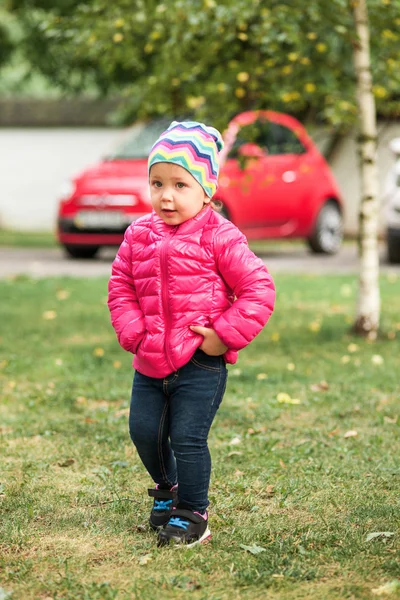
[157,508,211,547]
[148,485,178,531]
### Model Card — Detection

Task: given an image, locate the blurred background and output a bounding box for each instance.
[0,0,399,236]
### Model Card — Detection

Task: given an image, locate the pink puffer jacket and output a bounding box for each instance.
[108,206,275,378]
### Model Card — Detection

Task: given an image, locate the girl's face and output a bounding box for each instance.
[149,163,210,226]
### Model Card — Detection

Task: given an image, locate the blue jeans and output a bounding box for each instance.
[129,350,228,513]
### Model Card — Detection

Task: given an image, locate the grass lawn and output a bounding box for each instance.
[0,274,399,600]
[0,228,303,253]
[0,230,57,248]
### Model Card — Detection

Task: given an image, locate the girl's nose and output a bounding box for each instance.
[161,187,174,201]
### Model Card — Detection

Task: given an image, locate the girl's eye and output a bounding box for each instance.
[152,180,162,188]
[176,182,186,189]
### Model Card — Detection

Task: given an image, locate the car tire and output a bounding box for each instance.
[63,244,100,259]
[307,201,343,255]
[387,229,400,264]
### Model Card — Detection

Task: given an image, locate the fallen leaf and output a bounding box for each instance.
[55,358,63,366]
[371,354,384,365]
[57,458,75,467]
[111,460,128,468]
[310,381,329,392]
[265,485,275,497]
[331,304,345,313]
[383,416,398,424]
[366,532,394,542]
[42,310,57,320]
[328,428,340,437]
[308,321,321,332]
[277,392,291,403]
[240,544,266,555]
[138,554,153,565]
[0,587,13,600]
[114,407,130,417]
[256,373,268,380]
[279,458,287,469]
[286,363,295,371]
[277,392,301,404]
[229,436,241,445]
[372,580,400,596]
[93,347,105,357]
[56,289,70,300]
[234,469,244,476]
[340,284,353,297]
[231,368,242,376]
[341,355,351,364]
[344,430,358,438]
[181,580,202,591]
[0,427,13,434]
[347,343,359,353]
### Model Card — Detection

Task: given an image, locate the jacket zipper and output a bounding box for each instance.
[160,227,177,372]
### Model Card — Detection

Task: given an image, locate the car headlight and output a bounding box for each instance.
[58,180,76,200]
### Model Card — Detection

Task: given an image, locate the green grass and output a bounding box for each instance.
[0,274,399,600]
[0,229,57,248]
[0,228,357,251]
[0,228,299,252]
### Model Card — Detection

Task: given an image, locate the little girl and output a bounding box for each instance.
[108,121,276,547]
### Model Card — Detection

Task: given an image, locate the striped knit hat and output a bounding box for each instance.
[148,121,224,198]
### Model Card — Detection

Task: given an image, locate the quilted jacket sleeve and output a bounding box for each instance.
[108,226,146,354]
[212,221,276,351]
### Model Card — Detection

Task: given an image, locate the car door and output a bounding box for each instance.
[221,117,311,232]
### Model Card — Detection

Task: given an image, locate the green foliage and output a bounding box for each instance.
[0,6,17,71]
[0,274,399,599]
[4,0,400,127]
[0,23,14,68]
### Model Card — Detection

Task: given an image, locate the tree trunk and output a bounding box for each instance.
[352,0,380,339]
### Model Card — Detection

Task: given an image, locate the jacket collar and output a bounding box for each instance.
[150,206,213,236]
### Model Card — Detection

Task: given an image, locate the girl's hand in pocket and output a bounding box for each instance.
[190,325,228,356]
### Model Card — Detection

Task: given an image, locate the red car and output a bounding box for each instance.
[57,111,343,258]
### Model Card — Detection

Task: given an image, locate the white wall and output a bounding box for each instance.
[0,128,123,231]
[329,121,400,235]
[0,122,399,234]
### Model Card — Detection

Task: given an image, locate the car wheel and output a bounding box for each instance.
[307,201,343,254]
[63,244,100,259]
[387,229,400,264]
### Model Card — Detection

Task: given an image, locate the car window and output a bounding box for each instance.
[107,119,171,160]
[267,122,306,155]
[229,119,306,158]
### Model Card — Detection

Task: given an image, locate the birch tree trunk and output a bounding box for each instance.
[352,0,380,339]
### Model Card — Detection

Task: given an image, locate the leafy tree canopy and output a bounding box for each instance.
[6,0,400,128]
